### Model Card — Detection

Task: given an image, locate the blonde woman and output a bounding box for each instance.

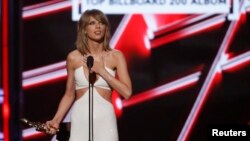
[46,9,132,141]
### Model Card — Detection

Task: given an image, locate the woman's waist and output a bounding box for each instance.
[75,88,112,103]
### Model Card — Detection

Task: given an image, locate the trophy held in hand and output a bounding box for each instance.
[20,118,59,135]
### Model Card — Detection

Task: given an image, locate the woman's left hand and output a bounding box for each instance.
[91,54,106,74]
[83,54,106,74]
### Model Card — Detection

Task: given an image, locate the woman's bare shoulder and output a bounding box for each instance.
[108,49,123,58]
[106,49,126,68]
[67,49,81,61]
[66,49,83,69]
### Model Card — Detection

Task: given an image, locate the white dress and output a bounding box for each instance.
[70,66,118,141]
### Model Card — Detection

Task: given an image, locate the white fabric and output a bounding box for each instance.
[70,66,118,141]
[75,66,115,90]
[70,88,118,141]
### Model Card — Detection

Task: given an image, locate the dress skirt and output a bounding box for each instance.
[70,88,118,141]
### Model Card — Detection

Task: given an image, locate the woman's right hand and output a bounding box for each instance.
[45,120,60,135]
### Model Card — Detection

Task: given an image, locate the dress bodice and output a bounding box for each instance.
[74,66,115,90]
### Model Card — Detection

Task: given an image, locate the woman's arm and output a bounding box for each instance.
[46,52,76,131]
[99,50,132,99]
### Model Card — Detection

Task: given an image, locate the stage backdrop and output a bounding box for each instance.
[15,0,250,141]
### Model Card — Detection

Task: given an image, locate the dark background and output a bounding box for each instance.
[18,1,250,141]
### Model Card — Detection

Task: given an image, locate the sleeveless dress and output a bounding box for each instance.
[69,65,118,141]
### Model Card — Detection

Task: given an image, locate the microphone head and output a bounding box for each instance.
[87,56,94,69]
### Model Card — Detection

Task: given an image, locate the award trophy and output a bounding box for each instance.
[20,118,59,134]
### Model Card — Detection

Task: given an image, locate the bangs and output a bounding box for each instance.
[91,13,108,25]
[83,9,109,25]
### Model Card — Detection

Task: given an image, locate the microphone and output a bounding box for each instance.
[87,56,94,69]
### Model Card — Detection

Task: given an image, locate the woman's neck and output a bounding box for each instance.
[88,41,104,55]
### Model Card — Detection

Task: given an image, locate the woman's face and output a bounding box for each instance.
[85,16,106,42]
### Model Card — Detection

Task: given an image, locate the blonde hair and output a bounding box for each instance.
[75,9,111,55]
